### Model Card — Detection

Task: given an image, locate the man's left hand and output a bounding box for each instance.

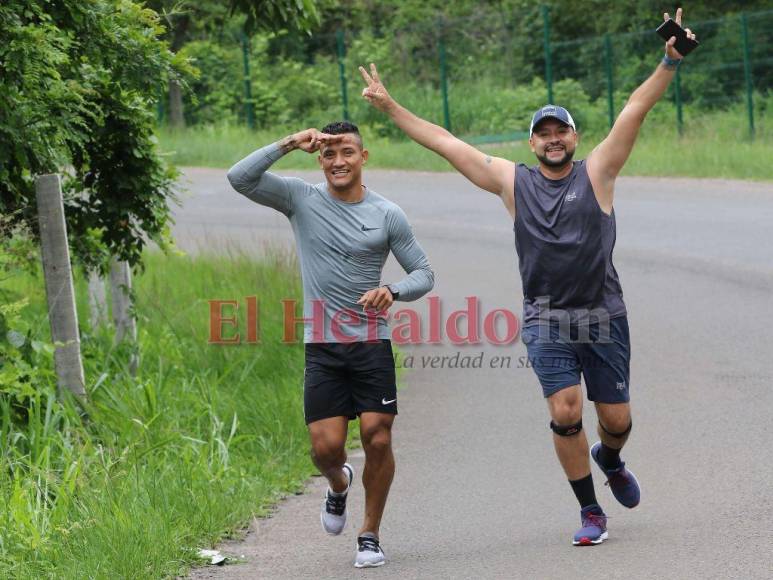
[664,7,697,60]
[357,287,394,313]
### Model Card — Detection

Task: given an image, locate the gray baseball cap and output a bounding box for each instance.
[529,104,576,134]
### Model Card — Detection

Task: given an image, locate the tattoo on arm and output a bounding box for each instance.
[278,135,297,154]
[485,156,492,164]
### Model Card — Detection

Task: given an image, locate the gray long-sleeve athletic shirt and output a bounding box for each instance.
[227,142,434,343]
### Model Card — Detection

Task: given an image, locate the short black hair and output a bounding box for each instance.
[321,120,363,147]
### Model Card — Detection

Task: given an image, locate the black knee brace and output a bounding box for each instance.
[550,419,583,436]
[600,419,632,438]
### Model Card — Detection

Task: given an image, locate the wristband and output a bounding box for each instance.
[386,284,400,301]
[662,55,682,69]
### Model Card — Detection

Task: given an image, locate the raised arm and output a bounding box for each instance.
[360,64,514,213]
[587,8,697,211]
[227,129,341,215]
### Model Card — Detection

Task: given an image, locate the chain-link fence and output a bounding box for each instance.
[167,7,772,141]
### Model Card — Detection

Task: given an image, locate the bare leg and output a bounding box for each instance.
[595,402,632,450]
[307,416,349,492]
[357,412,395,537]
[547,385,590,480]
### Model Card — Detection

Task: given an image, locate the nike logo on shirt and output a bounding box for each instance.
[361,225,380,231]
[381,398,396,405]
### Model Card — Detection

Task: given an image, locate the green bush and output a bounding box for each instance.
[180,40,243,126]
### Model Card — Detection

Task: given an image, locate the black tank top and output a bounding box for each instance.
[514,160,626,326]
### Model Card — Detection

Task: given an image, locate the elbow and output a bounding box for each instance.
[413,266,435,298]
[431,134,458,158]
[226,166,244,193]
[621,100,648,122]
[227,166,260,197]
[426,266,436,292]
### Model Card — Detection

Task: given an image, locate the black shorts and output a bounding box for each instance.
[303,339,397,425]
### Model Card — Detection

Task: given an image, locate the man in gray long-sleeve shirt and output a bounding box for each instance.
[227,121,433,568]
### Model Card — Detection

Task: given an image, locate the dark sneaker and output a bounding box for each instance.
[573,504,609,546]
[354,534,385,568]
[590,441,641,508]
[320,463,354,535]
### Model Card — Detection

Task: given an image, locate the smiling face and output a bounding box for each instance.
[318,134,368,193]
[529,118,578,169]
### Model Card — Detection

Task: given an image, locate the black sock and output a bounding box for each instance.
[569,473,598,508]
[597,443,622,470]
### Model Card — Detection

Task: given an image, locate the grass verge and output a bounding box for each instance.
[158,106,772,181]
[0,250,329,578]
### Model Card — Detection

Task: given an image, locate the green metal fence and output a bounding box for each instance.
[182,7,772,142]
[543,9,772,139]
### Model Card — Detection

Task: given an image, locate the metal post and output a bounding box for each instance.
[541,5,553,104]
[438,21,451,132]
[505,21,515,84]
[241,33,255,129]
[740,13,755,139]
[336,30,350,121]
[674,67,683,136]
[604,34,615,129]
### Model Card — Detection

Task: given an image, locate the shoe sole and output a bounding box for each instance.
[573,531,609,546]
[320,463,354,535]
[354,560,385,568]
[590,442,641,509]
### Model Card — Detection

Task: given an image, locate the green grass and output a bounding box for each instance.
[0,250,337,578]
[158,106,773,181]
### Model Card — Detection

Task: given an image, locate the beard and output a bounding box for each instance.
[536,147,575,168]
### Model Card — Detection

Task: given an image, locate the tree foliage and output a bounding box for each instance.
[0,0,189,271]
[168,0,771,134]
[146,0,323,126]
[231,0,321,35]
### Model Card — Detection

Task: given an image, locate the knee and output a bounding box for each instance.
[550,400,582,427]
[599,415,632,437]
[311,439,345,465]
[361,425,392,455]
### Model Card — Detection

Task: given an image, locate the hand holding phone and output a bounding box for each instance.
[656,8,699,58]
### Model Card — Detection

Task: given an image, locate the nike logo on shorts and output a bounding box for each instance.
[361,225,380,231]
[381,398,396,405]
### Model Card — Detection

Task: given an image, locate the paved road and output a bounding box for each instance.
[179,168,773,580]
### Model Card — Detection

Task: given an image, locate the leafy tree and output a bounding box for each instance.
[1,0,188,271]
[147,0,322,127]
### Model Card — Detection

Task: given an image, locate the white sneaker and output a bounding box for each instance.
[354,534,385,568]
[320,463,353,535]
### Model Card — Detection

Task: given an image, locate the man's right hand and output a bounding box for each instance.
[359,63,395,113]
[358,61,514,212]
[281,129,343,154]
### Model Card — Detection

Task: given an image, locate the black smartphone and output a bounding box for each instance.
[656,18,699,56]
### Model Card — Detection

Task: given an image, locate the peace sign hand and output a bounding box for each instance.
[360,63,395,113]
[664,7,697,60]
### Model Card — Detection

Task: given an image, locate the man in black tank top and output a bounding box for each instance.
[361,8,698,547]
